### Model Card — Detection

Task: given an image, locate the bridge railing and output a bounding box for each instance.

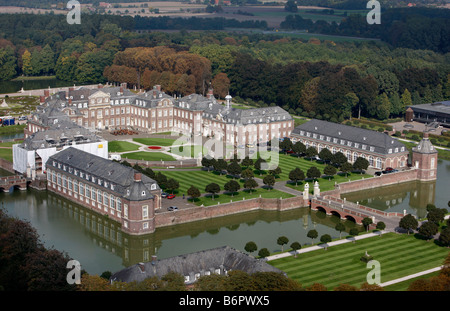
[314,195,404,218]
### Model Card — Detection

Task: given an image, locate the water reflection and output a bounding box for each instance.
[342,180,436,219]
[1,160,447,275]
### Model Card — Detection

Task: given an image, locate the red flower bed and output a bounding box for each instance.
[148,146,162,150]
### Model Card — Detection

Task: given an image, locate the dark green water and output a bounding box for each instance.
[0,147,448,275]
[0,78,82,94]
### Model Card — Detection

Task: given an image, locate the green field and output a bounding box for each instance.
[269,233,450,290]
[192,188,294,207]
[121,151,175,161]
[285,172,372,193]
[169,145,206,158]
[132,137,177,146]
[108,140,140,153]
[161,170,244,195]
[160,169,293,205]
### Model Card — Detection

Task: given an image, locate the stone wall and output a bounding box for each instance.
[0,158,14,173]
[154,196,306,229]
[322,168,419,198]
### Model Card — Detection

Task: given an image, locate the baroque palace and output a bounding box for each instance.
[27,83,294,146]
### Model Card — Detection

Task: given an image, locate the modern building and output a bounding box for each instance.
[110,246,285,285]
[405,101,450,128]
[15,96,108,177]
[46,147,161,235]
[290,119,409,170]
[35,84,293,146]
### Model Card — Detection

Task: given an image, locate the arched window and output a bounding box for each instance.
[376,158,382,169]
[369,156,373,166]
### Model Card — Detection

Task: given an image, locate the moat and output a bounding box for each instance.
[1,159,448,276]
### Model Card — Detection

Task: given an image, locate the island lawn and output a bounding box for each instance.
[269,232,450,290]
[160,170,294,206]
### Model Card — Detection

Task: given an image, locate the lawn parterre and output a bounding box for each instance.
[269,232,450,290]
[121,151,176,161]
[108,140,141,153]
[132,137,177,146]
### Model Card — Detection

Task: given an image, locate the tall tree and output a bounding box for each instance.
[21,49,32,76]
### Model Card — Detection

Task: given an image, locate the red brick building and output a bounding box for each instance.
[46,148,161,235]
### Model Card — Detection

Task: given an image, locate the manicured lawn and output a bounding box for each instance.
[161,170,243,195]
[191,188,294,207]
[169,145,206,158]
[383,271,441,291]
[269,233,450,290]
[132,137,176,146]
[121,151,175,161]
[0,148,13,162]
[285,172,372,193]
[108,140,140,153]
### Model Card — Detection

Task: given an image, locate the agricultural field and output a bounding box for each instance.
[269,232,450,290]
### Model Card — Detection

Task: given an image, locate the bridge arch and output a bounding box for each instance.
[315,206,327,214]
[344,215,357,223]
[330,210,342,218]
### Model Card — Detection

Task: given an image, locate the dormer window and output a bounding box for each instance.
[141,191,146,196]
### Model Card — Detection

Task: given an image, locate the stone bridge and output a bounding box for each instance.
[0,175,27,192]
[311,195,405,229]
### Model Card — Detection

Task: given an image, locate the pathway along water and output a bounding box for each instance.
[0,156,448,276]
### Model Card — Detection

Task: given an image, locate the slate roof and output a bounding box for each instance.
[47,148,159,200]
[110,246,284,284]
[202,102,292,125]
[20,122,101,150]
[412,135,438,154]
[292,119,406,155]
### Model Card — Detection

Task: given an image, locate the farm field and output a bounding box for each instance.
[269,232,450,290]
[121,151,176,161]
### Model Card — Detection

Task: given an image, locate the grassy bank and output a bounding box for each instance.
[269,232,449,290]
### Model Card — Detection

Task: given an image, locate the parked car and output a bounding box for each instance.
[167,206,178,211]
[375,171,383,176]
[161,192,168,198]
[167,194,176,199]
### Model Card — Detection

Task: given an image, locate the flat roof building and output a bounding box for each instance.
[405,101,450,128]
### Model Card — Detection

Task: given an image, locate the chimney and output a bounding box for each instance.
[138,262,145,273]
[134,172,142,182]
[155,85,161,92]
[98,84,103,89]
[68,98,72,105]
[44,90,50,98]
[69,87,74,91]
[40,96,45,103]
[120,86,123,95]
[151,255,157,265]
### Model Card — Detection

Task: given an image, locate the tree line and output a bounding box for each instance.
[280,7,450,54]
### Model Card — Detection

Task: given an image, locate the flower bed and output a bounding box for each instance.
[148,146,162,150]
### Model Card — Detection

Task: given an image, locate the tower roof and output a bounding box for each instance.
[412,133,438,154]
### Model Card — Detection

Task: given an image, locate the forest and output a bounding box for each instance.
[0,11,449,122]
